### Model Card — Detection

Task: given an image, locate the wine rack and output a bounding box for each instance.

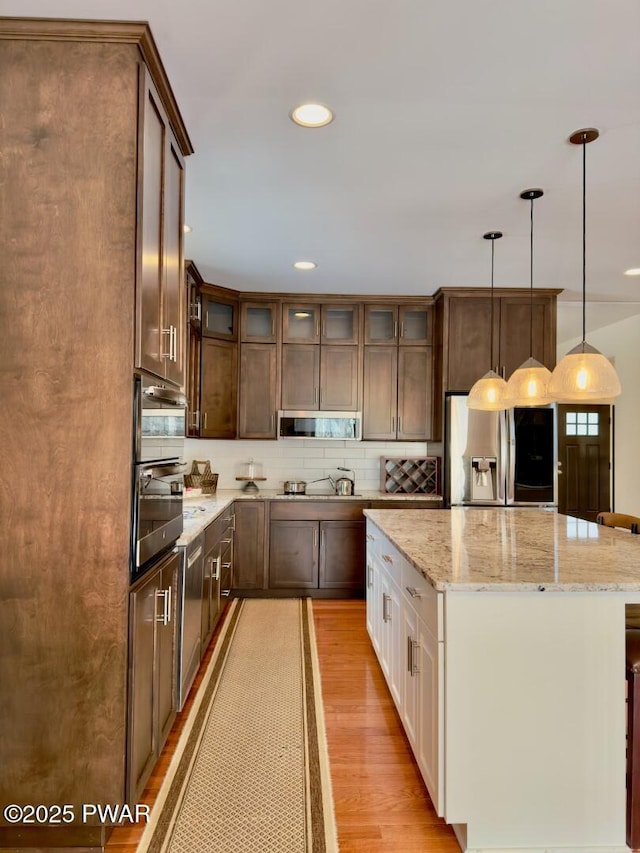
[381,457,441,494]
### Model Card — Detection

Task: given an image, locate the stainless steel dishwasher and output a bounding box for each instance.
[176,533,204,711]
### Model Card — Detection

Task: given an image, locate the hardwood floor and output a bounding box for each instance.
[106,599,459,852]
[313,600,459,853]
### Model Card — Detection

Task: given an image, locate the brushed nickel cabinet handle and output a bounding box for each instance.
[367,563,373,588]
[407,635,412,673]
[161,328,172,359]
[203,412,208,429]
[393,320,398,340]
[156,588,171,625]
[213,556,221,581]
[382,593,391,623]
[411,639,420,676]
[406,586,423,599]
[221,589,231,598]
[397,416,402,434]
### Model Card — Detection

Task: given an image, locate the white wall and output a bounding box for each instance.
[557,312,640,516]
[184,438,443,493]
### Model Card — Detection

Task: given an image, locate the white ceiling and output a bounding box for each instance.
[3,0,640,337]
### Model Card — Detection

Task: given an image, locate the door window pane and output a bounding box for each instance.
[565,411,599,437]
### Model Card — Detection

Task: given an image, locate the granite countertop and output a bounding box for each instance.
[364,506,640,593]
[177,489,442,546]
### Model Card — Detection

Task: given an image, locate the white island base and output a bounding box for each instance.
[364,508,639,853]
[446,592,627,853]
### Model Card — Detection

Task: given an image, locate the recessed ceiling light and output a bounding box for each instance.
[183,224,192,233]
[624,268,640,276]
[293,260,317,271]
[290,103,334,128]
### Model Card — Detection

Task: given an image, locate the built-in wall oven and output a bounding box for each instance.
[131,374,187,581]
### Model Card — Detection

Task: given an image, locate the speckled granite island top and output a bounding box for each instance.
[364,507,640,592]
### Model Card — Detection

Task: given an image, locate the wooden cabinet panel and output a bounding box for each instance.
[499,296,556,376]
[240,301,279,343]
[128,549,179,801]
[364,305,398,343]
[270,501,368,521]
[137,72,185,387]
[282,304,320,343]
[363,346,397,439]
[163,141,186,387]
[319,520,365,589]
[128,571,156,800]
[138,83,164,380]
[399,304,433,346]
[437,289,559,394]
[156,559,177,745]
[202,290,238,340]
[239,343,277,438]
[233,501,266,589]
[281,344,319,410]
[320,345,360,410]
[398,347,432,440]
[269,520,318,588]
[321,304,360,344]
[200,338,237,438]
[445,297,495,391]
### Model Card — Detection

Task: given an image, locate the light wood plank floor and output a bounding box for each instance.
[313,600,459,853]
[107,599,459,852]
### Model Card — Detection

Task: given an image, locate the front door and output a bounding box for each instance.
[557,404,611,521]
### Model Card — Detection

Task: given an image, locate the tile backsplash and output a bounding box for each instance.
[184,438,443,492]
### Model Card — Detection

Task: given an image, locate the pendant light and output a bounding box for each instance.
[549,128,622,402]
[467,231,509,411]
[504,189,554,406]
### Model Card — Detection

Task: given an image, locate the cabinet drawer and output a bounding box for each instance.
[204,510,234,552]
[270,500,368,521]
[377,535,404,583]
[401,560,442,642]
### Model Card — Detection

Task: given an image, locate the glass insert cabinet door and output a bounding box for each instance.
[282,304,320,342]
[202,294,238,340]
[364,304,432,345]
[282,304,360,344]
[321,305,360,344]
[240,301,278,342]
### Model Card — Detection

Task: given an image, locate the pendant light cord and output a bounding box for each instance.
[490,238,495,372]
[529,197,534,358]
[582,135,587,343]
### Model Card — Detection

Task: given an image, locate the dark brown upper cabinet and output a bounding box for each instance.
[202,287,238,341]
[282,302,360,345]
[364,303,433,346]
[436,289,560,393]
[240,300,279,343]
[137,69,186,388]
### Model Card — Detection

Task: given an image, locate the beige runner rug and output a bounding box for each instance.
[138,598,338,853]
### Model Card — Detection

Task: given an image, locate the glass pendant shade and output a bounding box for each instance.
[548,341,621,403]
[467,370,509,410]
[505,357,554,407]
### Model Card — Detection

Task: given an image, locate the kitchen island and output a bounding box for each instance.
[363,507,640,853]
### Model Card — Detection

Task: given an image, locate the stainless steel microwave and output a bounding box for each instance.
[278,411,362,441]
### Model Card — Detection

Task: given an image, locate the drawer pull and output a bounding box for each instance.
[382,554,393,564]
[382,593,391,623]
[405,586,423,599]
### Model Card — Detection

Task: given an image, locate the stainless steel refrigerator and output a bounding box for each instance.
[444,392,557,507]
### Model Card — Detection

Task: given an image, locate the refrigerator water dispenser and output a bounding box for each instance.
[471,456,497,501]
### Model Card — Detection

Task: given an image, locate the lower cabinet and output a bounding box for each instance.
[201,508,234,655]
[269,501,367,593]
[127,548,180,802]
[233,500,266,590]
[366,520,444,815]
